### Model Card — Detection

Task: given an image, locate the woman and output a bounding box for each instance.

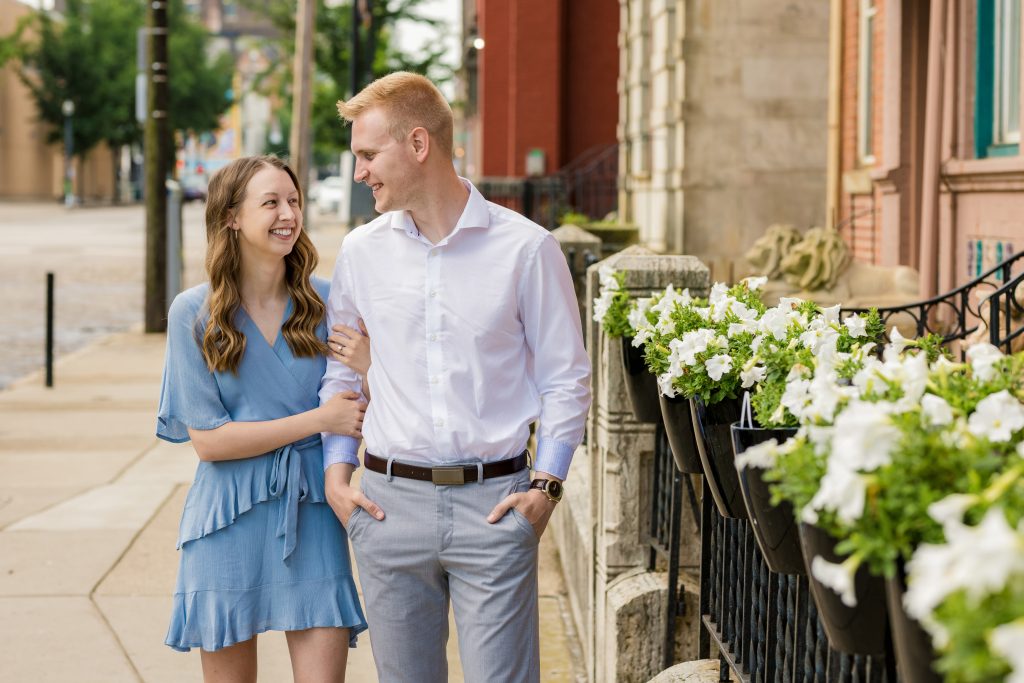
[156,155,368,682]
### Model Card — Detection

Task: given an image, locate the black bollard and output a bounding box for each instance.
[45,272,54,388]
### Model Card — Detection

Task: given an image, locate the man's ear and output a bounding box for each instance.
[410,127,430,162]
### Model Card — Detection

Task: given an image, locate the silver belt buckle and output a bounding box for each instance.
[431,466,467,485]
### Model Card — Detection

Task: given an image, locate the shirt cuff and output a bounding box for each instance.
[322,434,361,471]
[533,438,576,481]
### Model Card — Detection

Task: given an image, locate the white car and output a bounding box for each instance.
[310,176,346,214]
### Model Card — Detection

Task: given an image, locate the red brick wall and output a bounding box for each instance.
[563,0,619,164]
[478,0,618,177]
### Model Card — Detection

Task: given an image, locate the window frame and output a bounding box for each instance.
[976,0,1021,158]
[857,0,878,165]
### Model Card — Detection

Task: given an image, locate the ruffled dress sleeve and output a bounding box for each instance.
[156,286,231,442]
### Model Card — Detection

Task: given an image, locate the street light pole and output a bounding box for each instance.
[62,99,74,208]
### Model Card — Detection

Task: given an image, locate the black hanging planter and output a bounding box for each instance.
[620,336,662,423]
[732,424,804,575]
[799,523,889,656]
[658,393,703,473]
[885,562,941,683]
[691,396,747,519]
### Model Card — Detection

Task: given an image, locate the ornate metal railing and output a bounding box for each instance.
[989,267,1024,352]
[842,250,1024,349]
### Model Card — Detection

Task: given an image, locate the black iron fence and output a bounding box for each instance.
[477,144,619,229]
[644,249,1024,679]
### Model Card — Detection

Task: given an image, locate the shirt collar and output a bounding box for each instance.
[389,177,491,238]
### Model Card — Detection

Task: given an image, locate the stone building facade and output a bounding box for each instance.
[618,0,831,280]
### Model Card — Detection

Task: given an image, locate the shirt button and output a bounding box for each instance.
[429,333,438,342]
[430,375,439,384]
[429,290,437,298]
[435,418,444,426]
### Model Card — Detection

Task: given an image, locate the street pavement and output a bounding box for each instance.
[0,202,584,682]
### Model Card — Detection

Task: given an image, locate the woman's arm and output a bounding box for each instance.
[189,391,366,462]
[328,320,372,400]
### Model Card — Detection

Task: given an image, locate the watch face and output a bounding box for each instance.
[547,480,563,499]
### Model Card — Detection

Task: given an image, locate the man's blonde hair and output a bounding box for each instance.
[337,72,454,157]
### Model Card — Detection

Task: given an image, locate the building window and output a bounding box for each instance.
[857,0,877,165]
[977,0,1021,157]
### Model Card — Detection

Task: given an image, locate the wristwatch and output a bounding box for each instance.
[529,478,564,504]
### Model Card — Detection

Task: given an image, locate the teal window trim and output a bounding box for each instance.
[976,0,1021,157]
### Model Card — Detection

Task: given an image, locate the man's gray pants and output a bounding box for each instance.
[345,466,540,683]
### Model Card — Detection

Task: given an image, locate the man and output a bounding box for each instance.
[319,71,591,683]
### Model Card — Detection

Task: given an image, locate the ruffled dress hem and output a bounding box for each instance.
[165,573,368,652]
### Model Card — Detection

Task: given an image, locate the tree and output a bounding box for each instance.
[7,0,233,189]
[249,0,454,166]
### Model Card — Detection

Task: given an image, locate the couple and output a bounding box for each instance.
[156,72,592,682]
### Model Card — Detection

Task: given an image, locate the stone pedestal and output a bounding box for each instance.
[552,247,709,682]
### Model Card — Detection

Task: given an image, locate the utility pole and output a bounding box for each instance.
[144,0,170,332]
[289,0,316,196]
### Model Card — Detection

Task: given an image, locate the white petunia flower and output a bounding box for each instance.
[808,463,867,524]
[593,290,614,322]
[927,493,979,536]
[990,619,1024,683]
[830,400,902,472]
[758,307,792,341]
[598,265,619,291]
[709,282,730,305]
[920,394,954,427]
[740,364,767,389]
[743,275,768,290]
[967,343,1005,382]
[811,556,859,607]
[657,372,678,398]
[843,314,867,338]
[904,507,1024,624]
[967,390,1024,443]
[734,438,779,470]
[883,326,911,360]
[705,354,733,381]
[627,297,651,335]
[821,305,841,325]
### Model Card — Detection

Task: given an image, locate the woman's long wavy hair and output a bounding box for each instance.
[200,155,327,373]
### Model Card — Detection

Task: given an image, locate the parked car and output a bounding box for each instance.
[180,173,208,202]
[310,175,345,214]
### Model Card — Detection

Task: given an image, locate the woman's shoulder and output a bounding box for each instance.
[168,283,210,323]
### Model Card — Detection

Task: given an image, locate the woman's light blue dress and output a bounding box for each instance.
[156,278,367,652]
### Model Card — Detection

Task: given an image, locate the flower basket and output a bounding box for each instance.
[799,523,889,655]
[732,424,804,575]
[692,396,747,519]
[620,336,662,423]
[658,393,703,473]
[885,563,941,683]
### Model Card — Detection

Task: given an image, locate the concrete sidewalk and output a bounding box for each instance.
[0,330,585,681]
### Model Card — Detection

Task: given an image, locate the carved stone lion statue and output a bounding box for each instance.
[744,225,921,335]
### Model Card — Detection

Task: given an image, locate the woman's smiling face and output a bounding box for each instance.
[233,165,303,261]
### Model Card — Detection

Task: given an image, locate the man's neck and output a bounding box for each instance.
[408,173,471,245]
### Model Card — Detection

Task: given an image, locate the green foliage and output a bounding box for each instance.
[593,269,631,339]
[559,211,590,226]
[10,0,232,160]
[250,0,454,163]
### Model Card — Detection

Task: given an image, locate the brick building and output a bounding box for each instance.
[836,0,1023,296]
[460,0,619,181]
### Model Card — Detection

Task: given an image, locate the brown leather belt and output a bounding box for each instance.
[364,451,529,485]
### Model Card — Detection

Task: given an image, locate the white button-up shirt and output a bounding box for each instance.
[319,180,591,480]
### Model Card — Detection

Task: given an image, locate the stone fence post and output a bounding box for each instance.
[550,246,710,682]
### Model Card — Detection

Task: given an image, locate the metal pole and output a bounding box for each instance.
[289,0,316,197]
[45,272,54,388]
[144,0,170,332]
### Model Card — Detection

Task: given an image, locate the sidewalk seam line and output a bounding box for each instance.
[89,484,179,683]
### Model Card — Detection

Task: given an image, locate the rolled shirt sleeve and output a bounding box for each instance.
[518,234,592,480]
